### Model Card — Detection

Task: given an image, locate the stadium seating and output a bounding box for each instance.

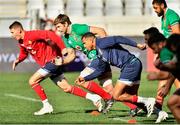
[66,0,84,16]
[105,0,123,16]
[125,0,143,16]
[46,0,64,19]
[86,0,104,16]
[27,0,45,18]
[0,0,27,18]
[144,0,154,15]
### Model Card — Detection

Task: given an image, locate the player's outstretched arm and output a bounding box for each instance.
[12,59,20,71]
[159,74,175,97]
[137,43,147,50]
[90,26,107,38]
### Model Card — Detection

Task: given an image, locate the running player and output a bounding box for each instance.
[53,14,114,113]
[77,32,156,117]
[9,21,103,115]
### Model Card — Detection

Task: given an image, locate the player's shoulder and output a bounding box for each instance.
[160,47,174,56]
[167,9,179,17]
[72,23,88,28]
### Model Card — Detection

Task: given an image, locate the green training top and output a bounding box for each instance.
[161,8,180,38]
[160,47,174,64]
[63,24,97,60]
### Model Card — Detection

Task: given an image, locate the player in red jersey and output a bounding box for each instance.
[9,21,103,115]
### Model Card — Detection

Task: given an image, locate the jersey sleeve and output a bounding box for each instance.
[84,58,107,81]
[160,47,174,64]
[29,30,66,51]
[18,44,28,62]
[97,36,137,49]
[167,11,180,26]
[72,24,90,35]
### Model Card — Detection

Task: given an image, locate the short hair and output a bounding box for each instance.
[166,34,180,50]
[152,0,167,8]
[54,14,72,25]
[147,32,166,47]
[82,32,96,40]
[143,27,159,35]
[9,21,23,29]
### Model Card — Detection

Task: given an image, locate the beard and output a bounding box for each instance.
[157,9,164,17]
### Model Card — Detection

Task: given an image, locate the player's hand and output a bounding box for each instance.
[154,58,161,68]
[158,85,170,97]
[75,77,85,85]
[52,56,63,66]
[137,43,146,50]
[12,59,20,71]
[147,72,158,80]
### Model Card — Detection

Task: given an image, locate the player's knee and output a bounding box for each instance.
[167,96,176,109]
[113,93,119,100]
[63,85,72,93]
[29,78,35,85]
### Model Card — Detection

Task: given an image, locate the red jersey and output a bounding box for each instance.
[18,30,65,67]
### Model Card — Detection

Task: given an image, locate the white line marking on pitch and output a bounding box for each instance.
[4,93,41,102]
[112,117,129,122]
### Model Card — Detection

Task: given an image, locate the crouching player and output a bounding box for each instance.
[152,34,180,123]
[76,32,156,117]
[9,21,104,115]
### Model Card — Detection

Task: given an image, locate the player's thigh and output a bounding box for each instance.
[29,70,45,85]
[113,80,127,99]
[167,88,180,108]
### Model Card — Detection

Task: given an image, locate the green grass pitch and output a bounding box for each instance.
[0,72,176,124]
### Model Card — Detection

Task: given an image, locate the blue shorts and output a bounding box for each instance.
[37,62,64,84]
[119,57,142,85]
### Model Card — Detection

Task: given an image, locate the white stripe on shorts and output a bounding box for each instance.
[37,68,50,77]
[117,79,140,86]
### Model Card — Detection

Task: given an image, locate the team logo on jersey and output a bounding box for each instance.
[75,46,82,50]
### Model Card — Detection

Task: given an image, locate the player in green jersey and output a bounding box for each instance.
[54,14,114,113]
[152,0,180,91]
[149,34,180,123]
[152,0,180,38]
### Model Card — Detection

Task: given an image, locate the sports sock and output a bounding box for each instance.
[155,95,163,110]
[31,83,47,101]
[131,96,150,104]
[86,81,112,100]
[42,99,51,107]
[70,86,87,98]
[131,95,138,103]
[86,93,101,102]
[123,102,137,109]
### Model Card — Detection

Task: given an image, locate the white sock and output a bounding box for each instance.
[42,99,50,107]
[86,93,100,102]
[137,96,148,104]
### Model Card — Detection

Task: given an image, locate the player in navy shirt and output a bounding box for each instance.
[76,32,156,117]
